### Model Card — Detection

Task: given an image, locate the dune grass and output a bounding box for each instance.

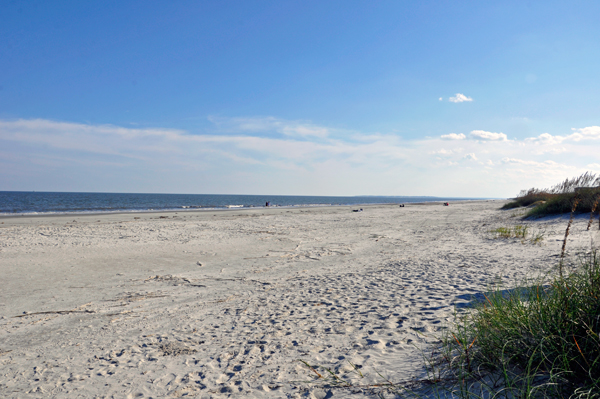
[527,191,599,219]
[501,192,554,210]
[297,264,600,397]
[296,185,599,397]
[502,172,600,219]
[298,258,600,398]
[489,225,545,245]
[490,225,529,238]
[432,250,600,398]
[427,191,600,398]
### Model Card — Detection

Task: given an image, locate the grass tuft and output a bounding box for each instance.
[434,251,600,398]
[490,225,529,238]
[586,194,600,231]
[502,172,600,219]
[490,225,544,245]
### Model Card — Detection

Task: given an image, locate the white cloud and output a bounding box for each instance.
[525,132,565,145]
[207,116,331,138]
[501,158,560,167]
[441,133,466,140]
[502,157,532,165]
[1,117,600,197]
[430,149,453,155]
[282,125,329,138]
[439,97,443,101]
[469,130,507,141]
[568,126,600,141]
[525,127,600,145]
[537,148,567,156]
[449,93,473,103]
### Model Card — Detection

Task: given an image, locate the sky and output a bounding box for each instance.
[1,1,600,197]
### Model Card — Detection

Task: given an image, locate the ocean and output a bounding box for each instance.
[0,191,483,215]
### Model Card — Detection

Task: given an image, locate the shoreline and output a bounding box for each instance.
[0,199,502,222]
[3,199,586,398]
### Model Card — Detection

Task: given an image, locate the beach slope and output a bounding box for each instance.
[0,201,595,398]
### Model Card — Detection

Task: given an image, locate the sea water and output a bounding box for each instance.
[0,191,483,215]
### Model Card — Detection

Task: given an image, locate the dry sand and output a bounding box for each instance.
[0,200,597,398]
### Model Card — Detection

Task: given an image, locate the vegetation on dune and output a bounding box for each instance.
[489,225,545,245]
[490,225,529,238]
[297,180,600,398]
[299,248,600,397]
[502,172,600,218]
[430,182,600,398]
[433,252,600,398]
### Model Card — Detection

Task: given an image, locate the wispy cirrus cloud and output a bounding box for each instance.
[207,116,331,138]
[1,117,599,197]
[501,158,560,167]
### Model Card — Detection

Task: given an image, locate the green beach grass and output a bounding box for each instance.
[426,174,600,398]
[431,251,600,398]
[502,172,600,219]
[297,182,600,397]
[489,225,545,245]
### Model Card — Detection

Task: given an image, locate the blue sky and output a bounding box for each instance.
[1,1,600,197]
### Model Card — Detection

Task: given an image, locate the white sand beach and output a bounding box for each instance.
[0,201,597,398]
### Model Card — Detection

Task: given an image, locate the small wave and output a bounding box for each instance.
[0,192,487,216]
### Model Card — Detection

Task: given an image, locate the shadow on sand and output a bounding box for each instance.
[454,285,550,309]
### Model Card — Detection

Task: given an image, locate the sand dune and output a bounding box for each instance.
[0,201,597,398]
